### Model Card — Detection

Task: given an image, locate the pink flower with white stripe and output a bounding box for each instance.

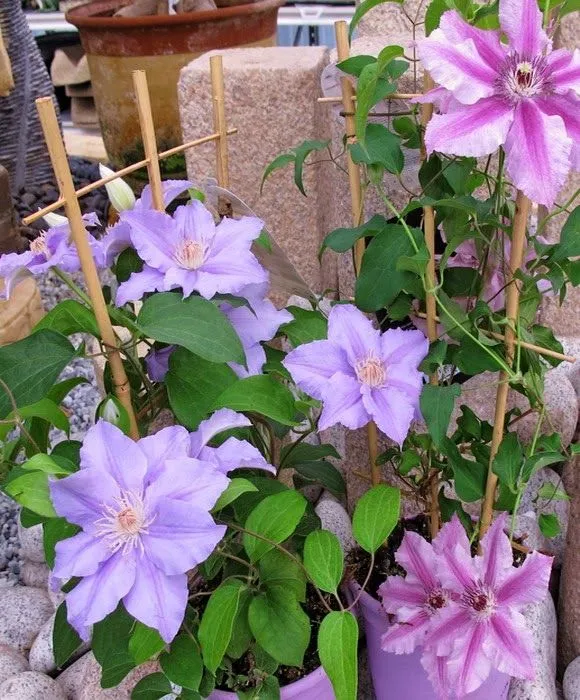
[417,0,580,207]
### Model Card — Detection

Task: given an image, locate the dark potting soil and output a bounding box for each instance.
[12,157,110,242]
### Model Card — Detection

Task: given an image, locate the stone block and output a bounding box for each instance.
[355,0,425,40]
[0,277,44,347]
[178,47,334,296]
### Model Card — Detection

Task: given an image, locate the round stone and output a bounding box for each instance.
[0,587,54,652]
[0,671,66,700]
[564,656,580,700]
[0,644,29,686]
[17,519,45,564]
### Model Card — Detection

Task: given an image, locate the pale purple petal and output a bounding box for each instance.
[395,531,439,591]
[201,437,275,475]
[283,340,352,400]
[52,531,111,579]
[223,298,293,347]
[123,555,188,643]
[361,385,414,446]
[433,515,471,558]
[421,648,452,700]
[496,550,553,606]
[318,372,368,431]
[144,345,175,383]
[199,251,268,297]
[417,31,498,104]
[135,180,193,211]
[212,215,265,255]
[139,425,191,484]
[142,497,226,575]
[229,342,267,378]
[548,48,580,95]
[447,621,492,697]
[437,538,478,592]
[65,551,136,640]
[425,97,514,158]
[499,0,549,58]
[327,304,380,366]
[120,208,178,271]
[485,609,536,679]
[535,92,580,169]
[427,605,474,656]
[504,99,571,207]
[479,513,513,588]
[145,457,229,509]
[80,420,147,493]
[379,577,427,624]
[439,10,506,72]
[381,610,431,654]
[381,327,429,369]
[173,200,216,245]
[116,265,166,306]
[49,468,120,534]
[189,408,251,457]
[100,220,132,266]
[162,266,198,298]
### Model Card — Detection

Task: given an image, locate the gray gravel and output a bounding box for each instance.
[0,269,102,582]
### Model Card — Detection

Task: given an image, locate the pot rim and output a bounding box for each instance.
[66,0,284,29]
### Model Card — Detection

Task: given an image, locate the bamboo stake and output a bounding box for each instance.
[414,312,575,363]
[334,21,380,487]
[318,93,421,103]
[210,55,231,217]
[35,97,139,440]
[420,73,440,538]
[21,128,238,227]
[133,70,164,212]
[480,191,532,536]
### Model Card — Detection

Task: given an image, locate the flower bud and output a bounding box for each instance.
[42,211,68,228]
[96,395,131,435]
[99,164,136,212]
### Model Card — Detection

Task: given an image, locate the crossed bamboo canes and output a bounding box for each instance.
[29,57,234,441]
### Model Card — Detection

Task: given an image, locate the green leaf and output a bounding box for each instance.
[131,673,173,700]
[248,587,310,666]
[260,153,295,193]
[425,0,449,33]
[0,399,70,441]
[350,124,403,174]
[92,605,136,688]
[521,452,564,482]
[349,0,404,37]
[552,206,580,261]
[538,513,561,538]
[4,471,57,517]
[199,579,246,673]
[243,490,307,562]
[280,442,341,466]
[318,611,358,700]
[53,602,83,667]
[226,587,253,659]
[537,483,569,501]
[355,62,380,144]
[293,461,346,498]
[213,478,258,512]
[280,307,328,347]
[320,215,388,256]
[259,548,306,602]
[444,439,487,503]
[160,634,203,690]
[438,492,474,534]
[356,224,421,311]
[304,530,344,593]
[336,55,376,77]
[392,116,420,148]
[43,518,79,568]
[352,484,400,553]
[21,452,75,476]
[492,433,524,492]
[238,676,281,700]
[35,300,100,337]
[214,376,298,426]
[293,140,330,196]
[166,348,237,430]
[129,623,165,665]
[0,330,75,419]
[397,244,430,276]
[115,248,143,284]
[137,293,244,364]
[420,384,461,449]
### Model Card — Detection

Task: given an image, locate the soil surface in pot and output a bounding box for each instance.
[190,582,340,693]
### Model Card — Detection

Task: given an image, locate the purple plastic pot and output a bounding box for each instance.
[352,584,510,700]
[208,666,335,699]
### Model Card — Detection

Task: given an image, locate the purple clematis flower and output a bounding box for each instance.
[0,214,101,298]
[417,0,580,207]
[221,296,293,378]
[115,199,268,305]
[282,304,428,445]
[49,420,230,642]
[428,514,553,696]
[144,345,175,382]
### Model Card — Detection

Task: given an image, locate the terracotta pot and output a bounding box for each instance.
[351,584,511,700]
[208,666,335,699]
[66,0,283,172]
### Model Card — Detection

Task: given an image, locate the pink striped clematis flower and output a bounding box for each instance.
[417,0,580,207]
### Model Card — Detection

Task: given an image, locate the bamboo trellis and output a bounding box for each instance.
[319,20,574,538]
[24,55,235,441]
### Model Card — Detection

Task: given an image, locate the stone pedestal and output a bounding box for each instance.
[178,47,334,295]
